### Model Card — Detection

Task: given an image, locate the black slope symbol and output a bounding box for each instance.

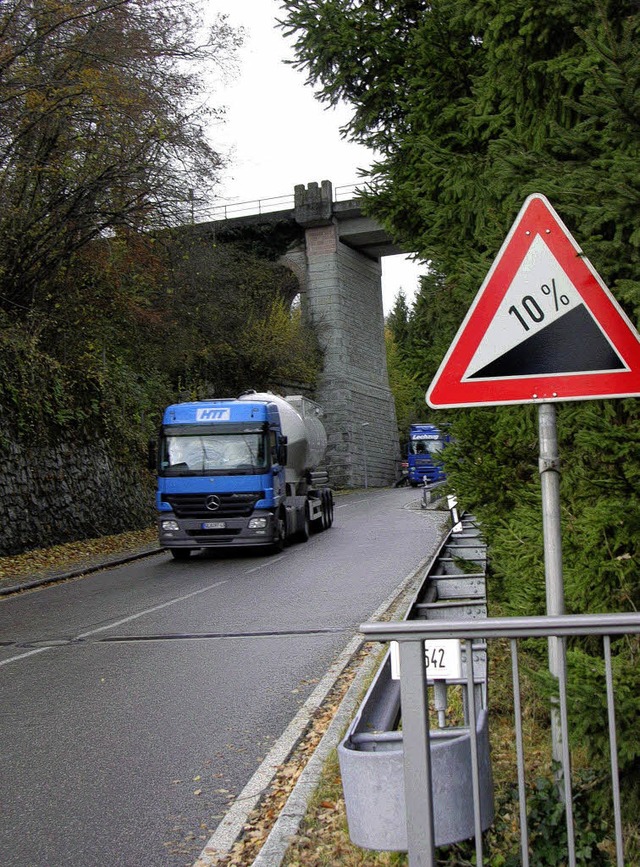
[468,304,626,379]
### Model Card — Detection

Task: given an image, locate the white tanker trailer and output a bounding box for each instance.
[150,391,334,559]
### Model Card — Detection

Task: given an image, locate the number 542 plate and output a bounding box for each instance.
[390,639,462,681]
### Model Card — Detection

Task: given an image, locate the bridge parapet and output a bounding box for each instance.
[294,179,334,226]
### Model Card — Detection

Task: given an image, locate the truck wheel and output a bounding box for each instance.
[321,490,332,530]
[270,511,287,554]
[170,549,191,561]
[320,491,329,531]
[298,503,311,542]
[326,490,334,527]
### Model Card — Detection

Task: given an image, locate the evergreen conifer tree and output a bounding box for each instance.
[283,0,640,822]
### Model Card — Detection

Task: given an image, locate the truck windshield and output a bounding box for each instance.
[161,433,268,475]
[410,440,443,455]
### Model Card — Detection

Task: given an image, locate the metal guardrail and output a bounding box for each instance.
[203,182,367,222]
[339,510,493,855]
[206,193,295,220]
[359,611,640,867]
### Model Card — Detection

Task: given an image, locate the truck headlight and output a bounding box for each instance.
[161,520,180,531]
[248,517,268,529]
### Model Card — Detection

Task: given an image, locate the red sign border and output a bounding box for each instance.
[426,194,640,408]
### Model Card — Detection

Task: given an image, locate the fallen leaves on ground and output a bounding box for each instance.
[0,527,157,587]
[214,643,377,867]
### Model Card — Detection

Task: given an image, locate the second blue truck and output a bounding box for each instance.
[406,423,450,486]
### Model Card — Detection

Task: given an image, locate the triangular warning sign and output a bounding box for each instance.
[426,194,640,408]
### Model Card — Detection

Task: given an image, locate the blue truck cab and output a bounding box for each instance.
[407,423,450,486]
[151,393,333,559]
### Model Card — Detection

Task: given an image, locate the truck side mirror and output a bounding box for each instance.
[147,438,157,471]
[278,436,288,466]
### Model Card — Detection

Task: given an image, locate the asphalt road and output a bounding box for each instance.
[0,487,446,866]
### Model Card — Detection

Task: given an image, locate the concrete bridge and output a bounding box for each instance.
[207,180,407,489]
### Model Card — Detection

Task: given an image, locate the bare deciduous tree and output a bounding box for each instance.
[0,0,242,315]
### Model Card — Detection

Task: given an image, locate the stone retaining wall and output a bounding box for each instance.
[0,429,154,556]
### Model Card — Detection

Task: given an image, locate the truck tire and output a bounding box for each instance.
[321,489,332,530]
[170,549,191,561]
[326,490,334,527]
[298,503,311,542]
[320,491,329,531]
[269,510,287,554]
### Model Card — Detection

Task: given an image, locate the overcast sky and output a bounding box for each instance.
[205,0,427,314]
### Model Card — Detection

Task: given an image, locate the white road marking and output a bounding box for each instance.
[0,646,50,667]
[0,580,229,667]
[192,632,364,867]
[75,580,229,639]
[245,556,286,574]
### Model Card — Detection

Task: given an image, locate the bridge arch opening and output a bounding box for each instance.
[381,253,428,315]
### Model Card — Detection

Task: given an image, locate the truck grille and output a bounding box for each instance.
[162,492,262,519]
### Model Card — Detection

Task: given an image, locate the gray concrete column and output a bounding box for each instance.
[294,182,401,488]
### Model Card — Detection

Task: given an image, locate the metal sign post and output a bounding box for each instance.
[538,402,565,765]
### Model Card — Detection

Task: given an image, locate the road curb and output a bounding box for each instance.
[251,644,383,867]
[0,547,164,596]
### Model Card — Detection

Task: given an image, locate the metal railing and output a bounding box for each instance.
[206,192,295,220]
[203,182,367,222]
[359,612,640,867]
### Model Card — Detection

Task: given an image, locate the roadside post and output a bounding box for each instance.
[537,402,565,767]
[421,193,640,861]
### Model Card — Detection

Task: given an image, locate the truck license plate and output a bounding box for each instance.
[201,521,226,530]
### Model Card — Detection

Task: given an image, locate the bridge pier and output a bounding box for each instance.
[288,181,402,488]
